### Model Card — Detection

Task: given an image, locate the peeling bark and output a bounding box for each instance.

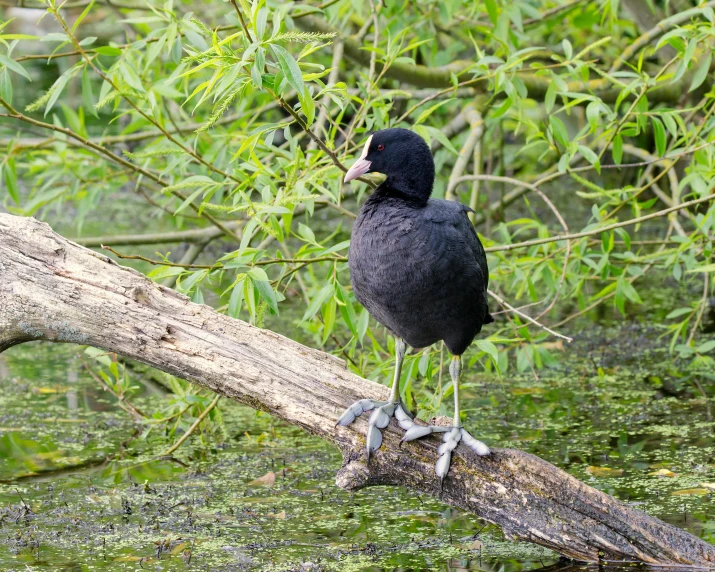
[0,213,714,566]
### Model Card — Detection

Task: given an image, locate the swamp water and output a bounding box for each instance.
[0,327,713,571]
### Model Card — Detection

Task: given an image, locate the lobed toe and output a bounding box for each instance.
[402,425,434,442]
[435,450,452,480]
[461,429,490,456]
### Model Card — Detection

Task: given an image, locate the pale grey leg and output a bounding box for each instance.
[336,339,413,458]
[402,354,490,486]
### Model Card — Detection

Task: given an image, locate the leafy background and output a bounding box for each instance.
[1,0,715,487]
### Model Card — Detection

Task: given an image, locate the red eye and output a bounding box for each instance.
[377,144,385,151]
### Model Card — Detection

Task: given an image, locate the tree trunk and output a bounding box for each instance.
[0,213,713,566]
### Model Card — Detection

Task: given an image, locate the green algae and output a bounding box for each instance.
[0,323,713,570]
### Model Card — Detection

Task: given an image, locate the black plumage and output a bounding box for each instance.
[348,128,492,356]
[337,127,492,478]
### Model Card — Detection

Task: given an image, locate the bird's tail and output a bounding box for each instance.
[484,307,494,324]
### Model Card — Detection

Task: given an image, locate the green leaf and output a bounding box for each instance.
[0,53,31,81]
[696,340,715,354]
[231,132,260,161]
[686,263,715,273]
[179,269,208,294]
[3,156,19,204]
[578,144,600,173]
[81,67,98,118]
[689,51,712,93]
[335,282,357,337]
[270,44,304,96]
[72,0,95,33]
[302,282,334,322]
[619,277,642,304]
[228,277,245,318]
[321,297,336,344]
[299,87,315,126]
[94,46,123,56]
[424,126,458,155]
[475,339,499,369]
[414,99,455,126]
[549,115,569,148]
[255,7,268,40]
[651,116,666,157]
[665,307,693,320]
[612,133,623,164]
[485,0,499,25]
[298,222,316,244]
[174,187,205,215]
[357,308,369,344]
[0,69,12,104]
[45,80,68,116]
[253,279,278,314]
[247,267,269,282]
[544,79,557,114]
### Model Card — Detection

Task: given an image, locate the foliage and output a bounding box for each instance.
[1,0,714,420]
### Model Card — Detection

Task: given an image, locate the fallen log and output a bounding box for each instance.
[0,213,713,567]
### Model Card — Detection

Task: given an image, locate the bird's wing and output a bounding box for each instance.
[425,201,489,292]
[460,204,489,291]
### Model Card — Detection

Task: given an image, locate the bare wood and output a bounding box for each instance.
[0,213,714,567]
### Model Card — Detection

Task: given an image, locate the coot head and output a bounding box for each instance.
[344,128,435,203]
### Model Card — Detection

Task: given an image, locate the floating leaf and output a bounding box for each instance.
[648,468,677,477]
[586,466,623,477]
[671,488,710,496]
[249,471,276,486]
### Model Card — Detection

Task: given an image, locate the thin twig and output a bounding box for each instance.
[102,245,346,269]
[687,274,710,347]
[486,191,714,252]
[161,394,221,457]
[0,101,239,241]
[609,1,715,73]
[488,289,573,342]
[79,356,146,420]
[230,0,254,43]
[523,0,588,26]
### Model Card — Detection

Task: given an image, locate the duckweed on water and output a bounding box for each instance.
[0,324,713,570]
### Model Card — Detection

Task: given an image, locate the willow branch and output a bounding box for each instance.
[161,394,221,457]
[0,101,239,241]
[297,15,709,101]
[610,1,715,73]
[485,188,714,253]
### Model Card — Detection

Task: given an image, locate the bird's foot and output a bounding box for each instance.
[336,398,413,458]
[401,424,490,485]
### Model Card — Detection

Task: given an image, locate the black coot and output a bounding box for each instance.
[336,128,492,483]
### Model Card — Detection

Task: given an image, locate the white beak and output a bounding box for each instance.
[344,135,373,183]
